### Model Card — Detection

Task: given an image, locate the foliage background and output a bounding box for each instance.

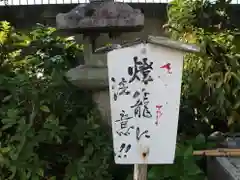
[0,22,113,180]
[146,0,240,179]
[166,0,240,134]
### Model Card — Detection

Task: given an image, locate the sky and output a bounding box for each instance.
[0,0,239,6]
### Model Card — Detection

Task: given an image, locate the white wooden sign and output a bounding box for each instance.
[107,42,184,164]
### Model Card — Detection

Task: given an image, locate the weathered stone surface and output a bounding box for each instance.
[66,65,111,126]
[207,135,240,180]
[56,1,144,30]
[93,90,111,126]
[65,65,108,90]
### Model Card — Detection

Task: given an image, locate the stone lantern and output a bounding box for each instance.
[56,0,144,126]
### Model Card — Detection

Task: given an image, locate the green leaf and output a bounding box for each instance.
[234,100,240,109]
[36,168,44,177]
[184,146,193,159]
[40,105,50,113]
[31,175,40,180]
[8,166,17,179]
[1,123,15,130]
[216,81,222,88]
[204,59,212,72]
[148,166,162,179]
[71,176,78,180]
[49,177,56,180]
[183,158,202,176]
[193,134,206,149]
[163,164,182,178]
[92,124,100,129]
[7,109,19,119]
[0,146,11,153]
[0,153,5,163]
[2,95,12,103]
